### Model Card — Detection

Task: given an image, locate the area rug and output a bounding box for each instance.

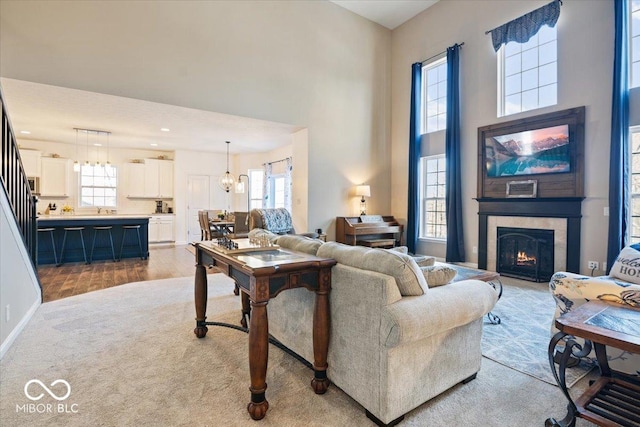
[1,274,594,426]
[481,279,594,387]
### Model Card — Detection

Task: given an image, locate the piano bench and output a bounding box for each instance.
[360,239,396,249]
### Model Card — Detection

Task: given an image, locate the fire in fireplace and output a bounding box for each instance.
[497,227,554,282]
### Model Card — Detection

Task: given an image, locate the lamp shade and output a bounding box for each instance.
[355,185,371,198]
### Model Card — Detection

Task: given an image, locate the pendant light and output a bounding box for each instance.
[73,128,80,172]
[218,140,235,192]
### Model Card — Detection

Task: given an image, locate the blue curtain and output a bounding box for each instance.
[607,0,630,272]
[407,63,422,254]
[445,44,465,262]
[488,0,561,52]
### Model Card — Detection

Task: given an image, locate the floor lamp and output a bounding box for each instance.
[236,174,250,213]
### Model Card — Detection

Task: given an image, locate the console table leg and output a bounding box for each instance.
[311,268,331,394]
[194,264,208,338]
[240,290,251,329]
[247,300,269,420]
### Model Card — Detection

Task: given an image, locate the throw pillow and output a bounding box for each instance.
[388,246,409,254]
[421,265,457,287]
[610,245,640,285]
[413,255,435,267]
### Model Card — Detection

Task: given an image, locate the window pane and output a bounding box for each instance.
[522,68,538,91]
[504,41,521,56]
[634,36,640,64]
[427,84,438,101]
[437,63,447,82]
[539,83,557,107]
[634,61,640,89]
[504,54,521,76]
[504,74,520,96]
[437,114,446,131]
[427,100,438,116]
[522,89,538,111]
[505,94,522,115]
[521,47,538,71]
[634,11,640,36]
[539,62,557,86]
[537,25,556,44]
[427,67,438,82]
[539,41,557,65]
[437,81,447,99]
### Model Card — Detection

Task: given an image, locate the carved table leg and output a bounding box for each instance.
[247,299,269,420]
[311,268,331,394]
[240,290,251,329]
[194,263,208,338]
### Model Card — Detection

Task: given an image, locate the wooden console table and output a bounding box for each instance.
[546,300,640,427]
[193,240,336,421]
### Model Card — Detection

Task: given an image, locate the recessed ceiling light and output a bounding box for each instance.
[20,130,31,134]
[160,128,170,132]
[93,143,102,147]
[150,143,158,147]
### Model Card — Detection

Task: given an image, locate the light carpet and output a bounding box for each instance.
[0,274,597,427]
[481,278,595,387]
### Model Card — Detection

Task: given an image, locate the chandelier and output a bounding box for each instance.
[218,140,235,192]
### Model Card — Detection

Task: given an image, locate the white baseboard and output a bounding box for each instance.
[0,298,40,360]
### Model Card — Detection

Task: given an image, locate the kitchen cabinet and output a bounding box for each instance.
[40,157,70,197]
[20,149,41,177]
[124,163,146,198]
[149,215,174,243]
[125,159,173,199]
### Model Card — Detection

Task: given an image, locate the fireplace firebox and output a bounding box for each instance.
[497,227,554,282]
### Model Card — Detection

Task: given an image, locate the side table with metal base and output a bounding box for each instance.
[545,301,640,427]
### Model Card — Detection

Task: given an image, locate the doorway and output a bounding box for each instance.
[187,175,210,242]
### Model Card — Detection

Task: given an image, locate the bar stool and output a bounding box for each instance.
[58,226,88,266]
[37,227,58,265]
[90,226,116,263]
[119,225,146,261]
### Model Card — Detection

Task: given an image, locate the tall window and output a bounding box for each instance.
[419,155,447,240]
[630,129,640,244]
[498,25,557,116]
[80,165,117,207]
[271,174,286,209]
[421,57,447,134]
[632,0,640,87]
[249,169,263,210]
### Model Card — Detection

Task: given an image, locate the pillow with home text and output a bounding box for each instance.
[610,245,640,285]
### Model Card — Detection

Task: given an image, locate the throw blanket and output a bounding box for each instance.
[258,208,292,234]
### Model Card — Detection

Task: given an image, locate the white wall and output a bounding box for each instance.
[0,0,393,239]
[391,0,614,273]
[0,188,41,358]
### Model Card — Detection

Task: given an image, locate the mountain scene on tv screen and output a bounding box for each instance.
[485,124,570,177]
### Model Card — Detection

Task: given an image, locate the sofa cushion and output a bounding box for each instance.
[317,242,427,295]
[610,245,640,285]
[421,265,456,287]
[276,235,322,255]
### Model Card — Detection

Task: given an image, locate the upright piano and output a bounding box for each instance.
[335,215,404,248]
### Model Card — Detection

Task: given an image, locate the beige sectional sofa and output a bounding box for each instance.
[266,236,499,426]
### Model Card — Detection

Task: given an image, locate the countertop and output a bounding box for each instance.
[38,214,154,220]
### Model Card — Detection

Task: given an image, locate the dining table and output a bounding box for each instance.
[209,220,234,235]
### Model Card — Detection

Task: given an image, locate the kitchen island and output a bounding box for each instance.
[37,215,150,265]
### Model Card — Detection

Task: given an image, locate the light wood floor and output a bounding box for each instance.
[38,244,197,302]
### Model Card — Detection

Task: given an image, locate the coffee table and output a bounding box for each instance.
[193,240,336,421]
[436,262,503,324]
[546,300,640,427]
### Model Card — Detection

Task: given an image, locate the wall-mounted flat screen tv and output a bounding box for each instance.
[485,124,570,177]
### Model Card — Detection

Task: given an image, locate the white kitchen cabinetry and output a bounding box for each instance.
[149,215,174,243]
[125,163,146,198]
[20,149,41,177]
[40,157,70,197]
[126,159,173,199]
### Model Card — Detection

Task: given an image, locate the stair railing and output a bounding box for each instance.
[1,85,38,264]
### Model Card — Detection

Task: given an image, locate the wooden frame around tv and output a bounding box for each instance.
[477,106,585,199]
